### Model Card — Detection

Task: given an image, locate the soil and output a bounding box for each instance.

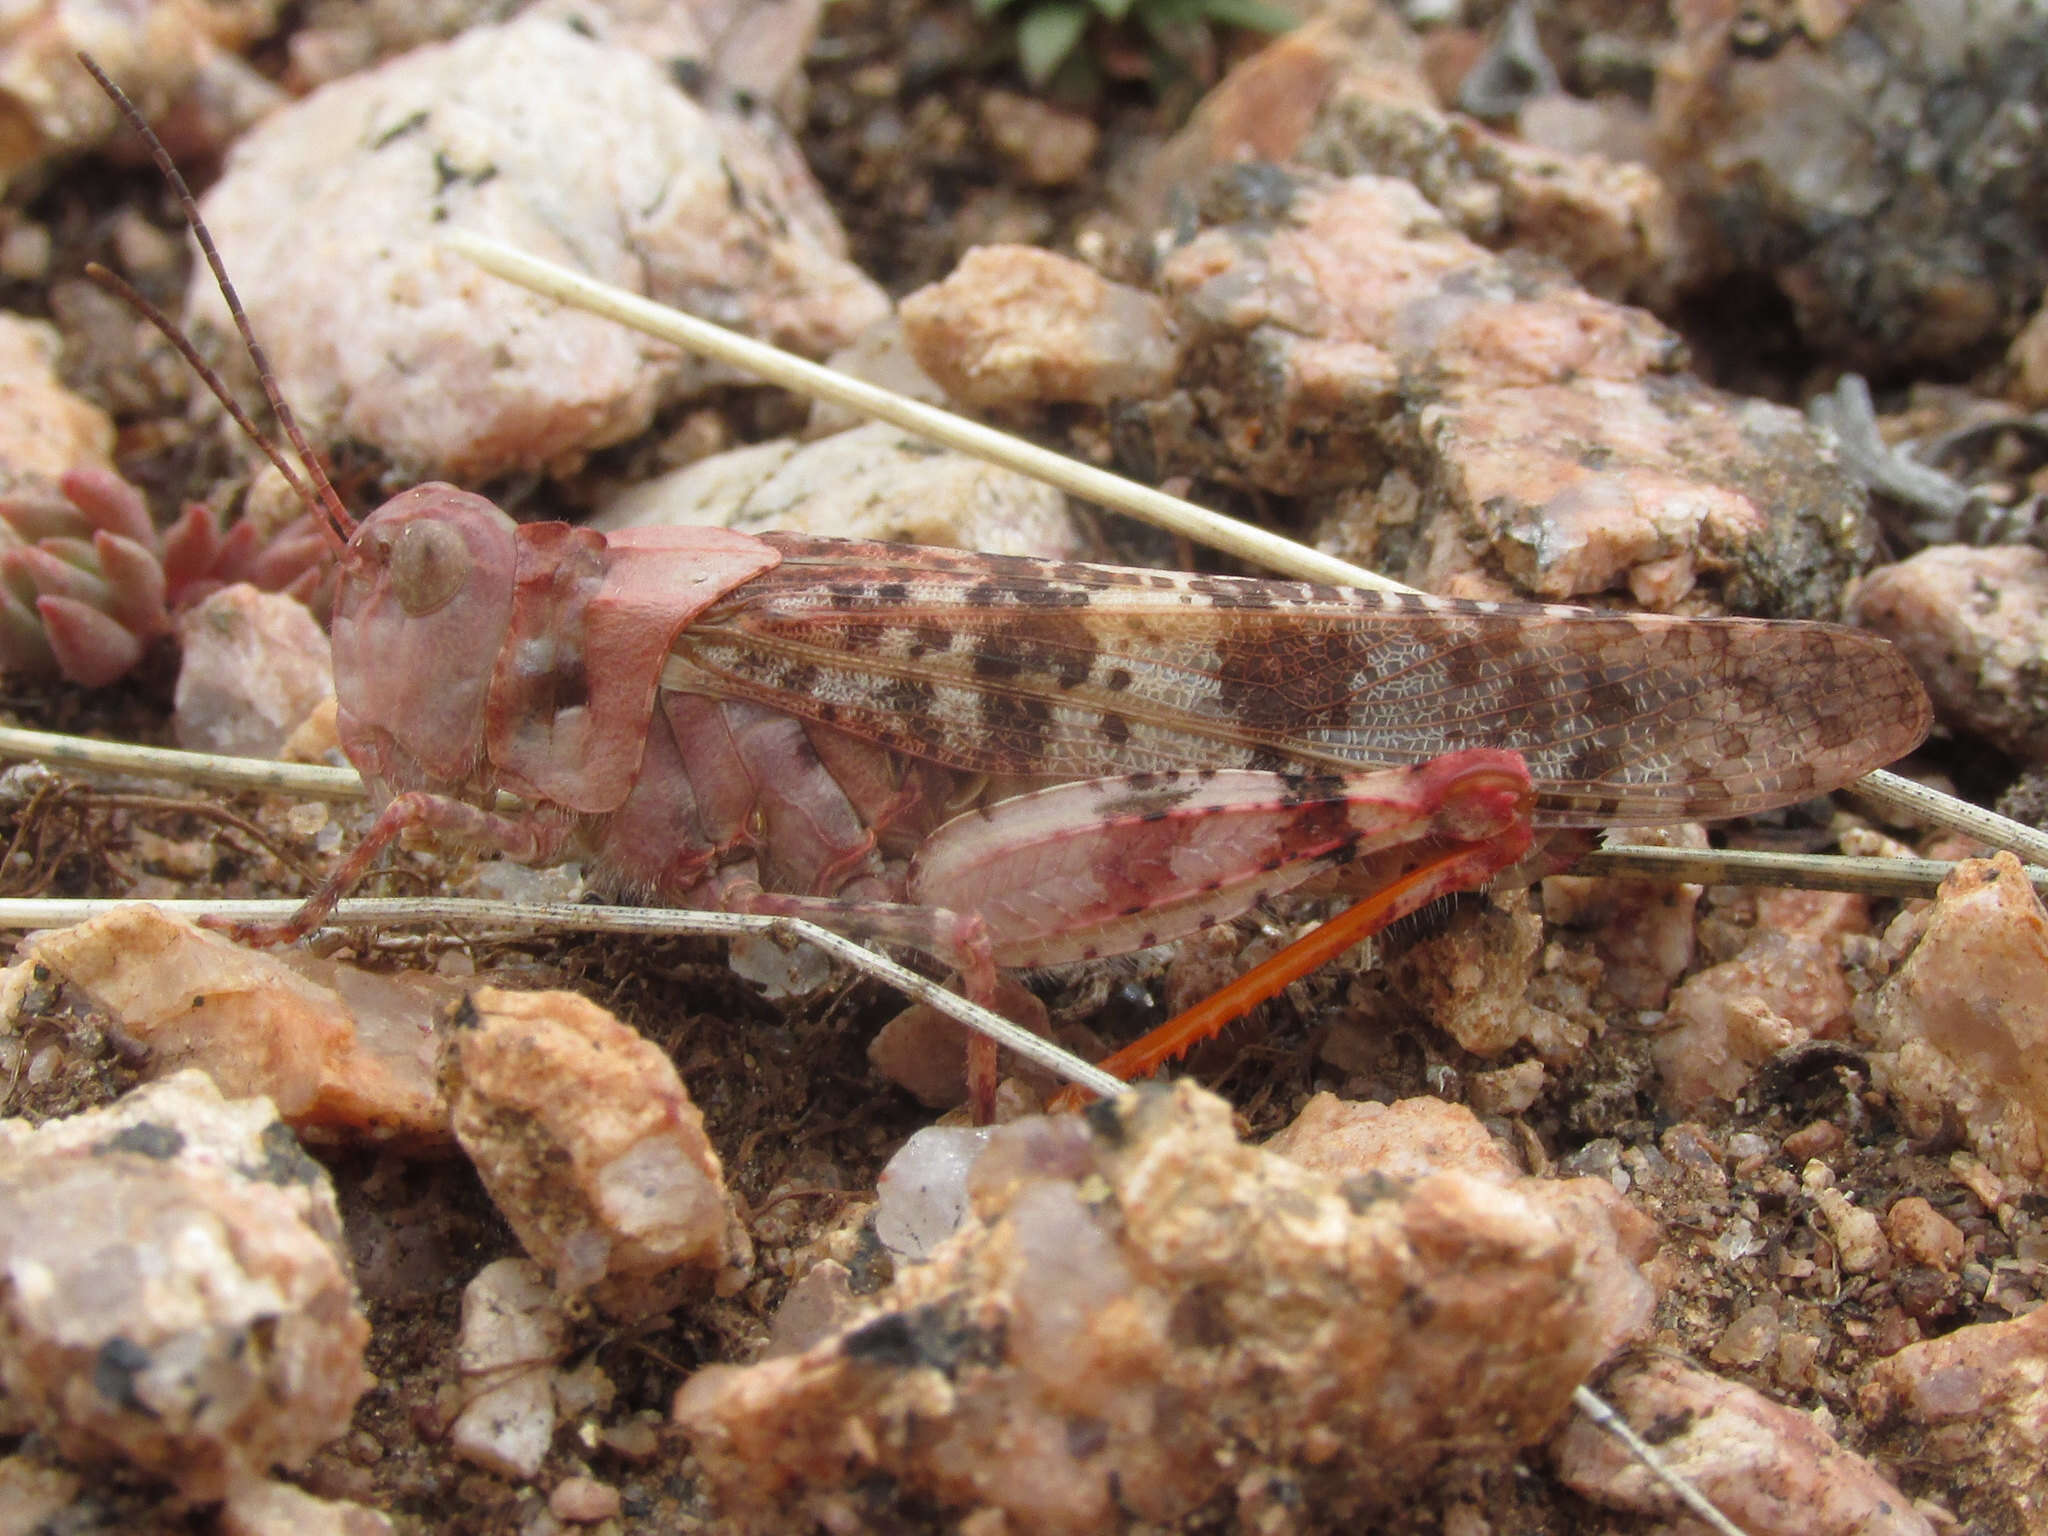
[2,2,2043,1533]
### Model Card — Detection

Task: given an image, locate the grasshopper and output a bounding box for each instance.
[81,59,1930,1116]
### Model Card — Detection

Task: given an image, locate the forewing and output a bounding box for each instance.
[662,536,1931,826]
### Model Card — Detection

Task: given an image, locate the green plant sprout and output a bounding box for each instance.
[972,0,1294,94]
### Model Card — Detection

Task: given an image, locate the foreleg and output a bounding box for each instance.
[214,792,579,945]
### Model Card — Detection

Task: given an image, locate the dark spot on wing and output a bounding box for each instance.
[973,651,1022,683]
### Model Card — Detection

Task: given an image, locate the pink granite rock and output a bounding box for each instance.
[0,1072,369,1500]
[173,584,333,758]
[1863,1302,2048,1534]
[978,90,1098,187]
[592,421,1086,560]
[1134,169,1875,615]
[448,1257,568,1481]
[1555,1355,1933,1535]
[442,987,752,1320]
[186,14,887,484]
[1148,17,1689,305]
[676,1083,1655,1532]
[0,3,284,179]
[1268,1093,1660,1366]
[1865,853,2048,1186]
[8,903,451,1147]
[1883,1197,1965,1273]
[1266,1091,1520,1184]
[1387,888,1588,1060]
[0,316,114,486]
[1654,929,1854,1110]
[219,1477,394,1536]
[1854,545,2048,764]
[1541,823,1706,1010]
[900,246,1180,410]
[0,1457,79,1531]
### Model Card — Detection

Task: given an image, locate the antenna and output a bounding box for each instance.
[76,52,355,553]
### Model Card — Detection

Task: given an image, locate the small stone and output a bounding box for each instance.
[1142,16,1685,304]
[442,987,752,1320]
[0,313,114,483]
[551,1361,614,1419]
[1388,890,1584,1060]
[0,220,50,282]
[1710,1302,1782,1368]
[0,1073,368,1500]
[548,1475,622,1524]
[806,316,950,434]
[1782,1120,1846,1162]
[1654,933,1853,1109]
[7,903,452,1147]
[598,1416,662,1461]
[861,997,986,1110]
[1809,1186,1890,1276]
[1775,1331,1824,1392]
[1540,822,1706,1009]
[1948,1154,2006,1215]
[219,1478,395,1536]
[172,586,334,759]
[1864,1303,2048,1533]
[864,973,1082,1111]
[1267,1092,1519,1184]
[874,1126,996,1261]
[593,421,1085,561]
[763,1260,862,1361]
[0,1456,79,1532]
[0,19,280,181]
[1756,886,1876,946]
[1866,853,2048,1185]
[899,246,1181,409]
[978,90,1098,187]
[525,0,825,107]
[1126,167,1879,618]
[1555,1356,1934,1535]
[282,695,344,764]
[1854,546,2048,764]
[1661,1123,1729,1185]
[1884,1198,1966,1273]
[1467,1059,1545,1117]
[1274,1094,1658,1364]
[714,930,831,1003]
[449,1258,568,1481]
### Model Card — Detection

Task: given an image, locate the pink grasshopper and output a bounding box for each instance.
[86,59,1931,1115]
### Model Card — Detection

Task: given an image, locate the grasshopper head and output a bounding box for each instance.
[330,484,518,790]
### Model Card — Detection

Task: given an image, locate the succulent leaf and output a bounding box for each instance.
[0,468,332,688]
[38,595,145,688]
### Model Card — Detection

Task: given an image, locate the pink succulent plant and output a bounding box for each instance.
[0,466,330,688]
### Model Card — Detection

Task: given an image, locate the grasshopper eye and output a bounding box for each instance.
[389,520,471,616]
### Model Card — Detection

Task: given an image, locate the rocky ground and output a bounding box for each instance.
[1,1,2047,1532]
